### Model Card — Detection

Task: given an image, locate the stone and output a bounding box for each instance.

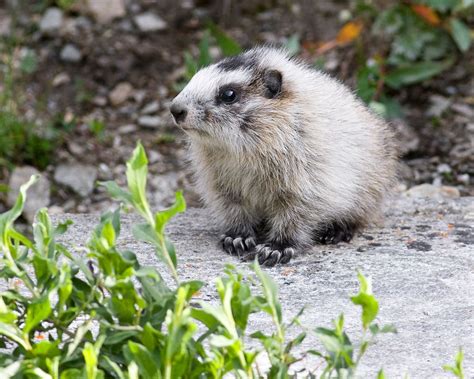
[436,163,451,174]
[39,7,63,34]
[404,183,460,199]
[60,44,82,62]
[52,72,70,87]
[52,195,474,377]
[451,102,474,118]
[141,101,160,115]
[426,95,451,117]
[0,14,11,36]
[86,0,126,24]
[134,12,168,32]
[117,124,138,134]
[7,166,50,222]
[138,115,165,129]
[54,164,98,197]
[109,82,133,106]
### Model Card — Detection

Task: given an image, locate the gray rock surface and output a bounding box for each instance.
[7,166,50,222]
[54,164,97,197]
[60,44,82,62]
[39,7,63,34]
[56,196,473,378]
[86,0,126,24]
[133,12,168,32]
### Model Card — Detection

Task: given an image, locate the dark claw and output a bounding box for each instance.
[264,250,281,267]
[257,245,272,265]
[254,244,295,266]
[220,234,256,257]
[223,236,235,255]
[279,247,294,264]
[244,236,256,250]
[316,221,356,245]
[233,237,245,256]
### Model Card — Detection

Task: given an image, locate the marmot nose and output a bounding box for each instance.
[170,103,188,124]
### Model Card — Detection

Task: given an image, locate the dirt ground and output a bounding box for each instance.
[0,0,473,216]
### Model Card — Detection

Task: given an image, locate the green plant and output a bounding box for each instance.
[443,348,465,379]
[0,143,465,378]
[351,0,473,118]
[174,23,243,92]
[0,25,65,171]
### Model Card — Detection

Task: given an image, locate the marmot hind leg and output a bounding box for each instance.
[314,220,358,245]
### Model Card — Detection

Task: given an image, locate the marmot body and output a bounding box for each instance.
[170,47,397,266]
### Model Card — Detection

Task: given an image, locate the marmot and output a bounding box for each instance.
[170,47,397,266]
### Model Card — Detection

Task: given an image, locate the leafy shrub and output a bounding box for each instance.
[0,143,465,378]
[0,36,65,171]
[352,0,473,117]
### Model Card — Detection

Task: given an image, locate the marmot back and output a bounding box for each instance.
[170,46,398,266]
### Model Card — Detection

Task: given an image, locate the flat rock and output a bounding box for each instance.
[54,164,97,197]
[109,82,133,106]
[55,196,474,378]
[133,12,168,32]
[60,44,82,62]
[39,7,63,34]
[7,166,50,222]
[86,0,126,24]
[405,183,460,199]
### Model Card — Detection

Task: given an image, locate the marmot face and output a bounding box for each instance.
[170,50,292,153]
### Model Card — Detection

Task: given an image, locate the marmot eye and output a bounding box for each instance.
[220,88,238,104]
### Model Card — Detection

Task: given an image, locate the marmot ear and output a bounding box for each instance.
[263,69,282,99]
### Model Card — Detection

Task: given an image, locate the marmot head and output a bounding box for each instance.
[170,47,299,152]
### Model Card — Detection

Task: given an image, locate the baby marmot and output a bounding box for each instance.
[170,47,397,266]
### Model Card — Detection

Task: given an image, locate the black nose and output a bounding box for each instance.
[170,103,188,124]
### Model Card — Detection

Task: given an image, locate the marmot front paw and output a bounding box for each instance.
[242,244,295,267]
[220,234,256,257]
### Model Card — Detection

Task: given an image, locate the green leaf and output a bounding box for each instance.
[24,295,52,334]
[99,181,133,205]
[20,49,38,74]
[443,348,465,379]
[377,369,386,379]
[207,22,242,57]
[154,191,186,234]
[449,19,471,52]
[253,262,282,324]
[350,271,379,329]
[198,30,212,69]
[0,323,30,350]
[385,59,454,88]
[0,175,38,245]
[124,341,160,379]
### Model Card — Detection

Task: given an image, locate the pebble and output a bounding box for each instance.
[109,82,133,106]
[60,44,82,62]
[0,15,11,36]
[52,72,71,87]
[404,184,460,199]
[92,95,108,107]
[54,164,98,197]
[436,163,452,174]
[141,101,160,115]
[7,166,51,222]
[426,95,451,117]
[86,0,126,24]
[117,124,138,134]
[451,103,474,118]
[134,12,168,32]
[392,119,420,155]
[39,7,63,34]
[138,115,165,129]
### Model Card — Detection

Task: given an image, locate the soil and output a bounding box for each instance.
[0,0,473,216]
